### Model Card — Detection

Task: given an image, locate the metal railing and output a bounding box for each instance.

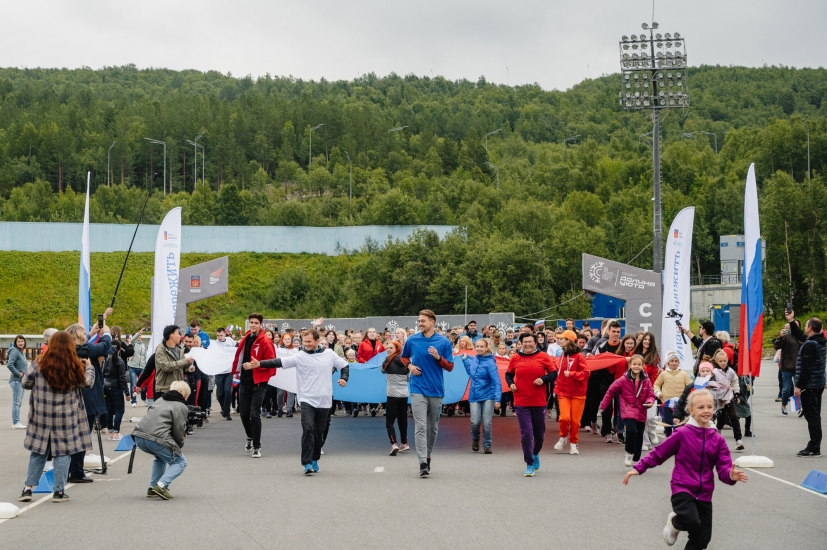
[691,274,742,286]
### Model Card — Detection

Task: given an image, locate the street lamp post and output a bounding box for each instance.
[344,150,353,202]
[803,120,811,180]
[485,129,502,152]
[681,131,717,153]
[107,141,116,187]
[309,124,324,166]
[619,22,689,274]
[185,139,205,189]
[144,138,167,195]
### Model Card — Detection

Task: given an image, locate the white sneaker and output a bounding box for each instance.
[624,453,634,467]
[251,448,261,458]
[645,442,653,451]
[569,444,579,455]
[13,422,26,429]
[651,435,659,445]
[605,434,613,443]
[131,403,137,408]
[663,512,679,546]
[735,440,744,451]
[554,437,569,451]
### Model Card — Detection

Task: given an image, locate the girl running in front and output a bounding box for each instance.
[599,354,656,467]
[552,330,589,455]
[460,338,502,453]
[623,388,748,549]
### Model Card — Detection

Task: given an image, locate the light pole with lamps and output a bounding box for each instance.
[144,138,167,195]
[681,131,717,153]
[485,129,502,152]
[107,141,116,187]
[185,139,205,189]
[344,150,353,202]
[563,134,580,158]
[619,22,689,273]
[309,124,324,166]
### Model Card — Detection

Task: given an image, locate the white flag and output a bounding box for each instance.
[185,345,236,375]
[661,207,695,371]
[149,208,182,352]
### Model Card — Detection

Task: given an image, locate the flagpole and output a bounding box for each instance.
[110,191,151,308]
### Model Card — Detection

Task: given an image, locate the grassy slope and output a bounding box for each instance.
[0,251,358,333]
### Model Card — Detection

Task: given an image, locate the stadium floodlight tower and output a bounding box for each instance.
[619,21,689,273]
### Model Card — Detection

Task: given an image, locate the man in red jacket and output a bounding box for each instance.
[231,313,276,458]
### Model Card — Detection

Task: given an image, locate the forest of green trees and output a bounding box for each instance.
[0,64,825,320]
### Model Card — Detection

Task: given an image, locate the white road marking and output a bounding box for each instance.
[746,468,827,499]
[0,449,134,525]
[374,467,384,473]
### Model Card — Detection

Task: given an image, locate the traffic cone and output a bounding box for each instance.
[115,434,135,451]
[33,470,54,494]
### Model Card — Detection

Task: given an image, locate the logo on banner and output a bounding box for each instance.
[210,267,224,285]
[674,229,679,238]
[164,231,168,240]
[588,261,614,284]
[190,275,201,293]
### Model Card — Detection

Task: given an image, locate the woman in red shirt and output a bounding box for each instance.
[357,328,385,416]
[505,333,557,477]
[552,330,589,456]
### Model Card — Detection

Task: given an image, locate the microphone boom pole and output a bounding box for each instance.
[110,190,152,309]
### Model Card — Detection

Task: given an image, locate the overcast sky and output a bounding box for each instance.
[4,0,825,91]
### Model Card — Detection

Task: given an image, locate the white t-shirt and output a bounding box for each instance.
[279,348,349,408]
[547,343,562,357]
[216,338,237,348]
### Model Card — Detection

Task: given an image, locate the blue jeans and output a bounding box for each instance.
[9,378,24,424]
[469,399,495,448]
[660,404,675,437]
[26,452,70,493]
[780,371,795,406]
[128,368,143,404]
[135,437,187,488]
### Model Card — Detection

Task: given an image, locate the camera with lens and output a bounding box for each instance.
[186,405,207,434]
[75,345,90,361]
[665,309,688,344]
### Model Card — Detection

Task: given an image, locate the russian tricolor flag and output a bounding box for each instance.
[78,172,91,331]
[738,164,763,377]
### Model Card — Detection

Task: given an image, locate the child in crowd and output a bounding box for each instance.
[552,330,588,455]
[654,351,693,437]
[600,354,656,467]
[673,362,718,425]
[624,389,748,549]
[711,349,744,451]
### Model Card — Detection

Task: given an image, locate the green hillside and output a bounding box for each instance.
[1,65,826,318]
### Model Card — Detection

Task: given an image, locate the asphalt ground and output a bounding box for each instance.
[0,361,825,549]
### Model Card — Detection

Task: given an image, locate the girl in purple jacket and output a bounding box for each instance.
[623,389,748,549]
[599,355,656,467]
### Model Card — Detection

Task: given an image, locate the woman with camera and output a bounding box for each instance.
[18,331,95,503]
[133,380,191,500]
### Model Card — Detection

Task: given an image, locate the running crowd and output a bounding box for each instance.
[7,308,825,550]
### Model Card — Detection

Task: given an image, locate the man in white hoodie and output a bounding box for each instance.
[247,329,349,475]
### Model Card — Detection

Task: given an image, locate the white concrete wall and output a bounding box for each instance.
[690,284,740,319]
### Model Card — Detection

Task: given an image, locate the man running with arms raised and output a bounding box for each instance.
[402,309,455,477]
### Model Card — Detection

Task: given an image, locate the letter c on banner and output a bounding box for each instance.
[639,303,652,317]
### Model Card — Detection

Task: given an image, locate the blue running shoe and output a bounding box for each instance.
[524,465,535,477]
[304,464,314,475]
[311,460,319,472]
[533,454,540,470]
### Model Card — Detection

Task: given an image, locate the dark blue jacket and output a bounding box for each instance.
[795,332,827,390]
[79,334,112,417]
[461,354,502,402]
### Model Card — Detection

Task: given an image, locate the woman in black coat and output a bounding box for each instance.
[103,339,130,441]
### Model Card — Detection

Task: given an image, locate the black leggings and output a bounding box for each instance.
[239,382,267,448]
[623,418,646,460]
[715,401,742,440]
[671,492,713,550]
[385,396,408,445]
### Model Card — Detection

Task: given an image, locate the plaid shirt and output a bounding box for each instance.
[22,362,95,456]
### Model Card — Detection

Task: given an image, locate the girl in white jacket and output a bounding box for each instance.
[711,349,744,451]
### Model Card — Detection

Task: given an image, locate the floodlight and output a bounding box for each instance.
[666,41,672,48]
[655,33,662,39]
[667,72,672,78]
[673,32,680,39]
[652,22,659,28]
[657,41,663,48]
[623,53,630,60]
[631,34,637,41]
[674,41,682,47]
[622,35,629,41]
[632,43,639,50]
[623,44,630,50]
[642,23,649,29]
[665,33,672,39]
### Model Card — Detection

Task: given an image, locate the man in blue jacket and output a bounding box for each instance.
[66,321,113,483]
[401,309,455,477]
[186,319,211,349]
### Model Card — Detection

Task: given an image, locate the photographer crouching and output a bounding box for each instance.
[132,380,191,500]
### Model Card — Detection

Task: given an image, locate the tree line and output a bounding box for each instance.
[0,64,825,318]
